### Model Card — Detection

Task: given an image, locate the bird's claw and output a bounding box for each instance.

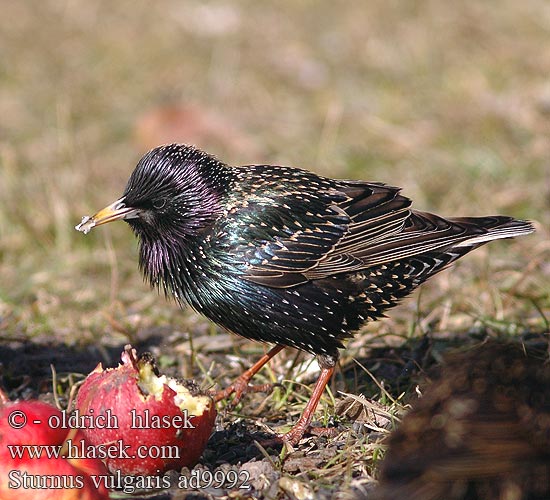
[257,424,339,449]
[213,380,281,408]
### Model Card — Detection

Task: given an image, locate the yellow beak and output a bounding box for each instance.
[75,198,140,234]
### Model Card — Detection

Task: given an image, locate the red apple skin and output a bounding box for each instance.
[75,349,217,476]
[0,400,68,449]
[0,400,110,500]
[0,452,109,500]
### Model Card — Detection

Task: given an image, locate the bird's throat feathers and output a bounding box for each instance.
[138,237,183,296]
[138,232,218,308]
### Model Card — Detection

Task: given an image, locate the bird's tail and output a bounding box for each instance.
[356,213,534,268]
[449,216,535,248]
[398,215,535,287]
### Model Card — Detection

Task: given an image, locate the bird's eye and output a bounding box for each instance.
[152,199,166,210]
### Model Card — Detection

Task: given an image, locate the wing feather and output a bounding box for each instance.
[237,178,411,287]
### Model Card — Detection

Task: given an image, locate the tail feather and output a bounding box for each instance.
[395,216,534,287]
[353,214,534,268]
[450,216,535,248]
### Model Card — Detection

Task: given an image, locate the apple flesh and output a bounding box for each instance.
[75,346,217,476]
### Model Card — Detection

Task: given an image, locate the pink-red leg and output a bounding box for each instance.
[259,362,336,447]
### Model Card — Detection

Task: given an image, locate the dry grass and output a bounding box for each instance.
[1,1,549,498]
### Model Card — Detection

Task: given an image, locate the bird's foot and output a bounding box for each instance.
[308,426,339,439]
[212,345,285,408]
[213,377,278,409]
[258,425,339,449]
[259,364,338,448]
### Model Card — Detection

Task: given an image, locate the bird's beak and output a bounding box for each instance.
[75,198,140,234]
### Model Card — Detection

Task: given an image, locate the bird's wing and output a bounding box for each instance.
[226,178,412,288]
[302,181,414,279]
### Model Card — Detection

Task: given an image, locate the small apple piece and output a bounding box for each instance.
[0,399,110,500]
[75,346,217,476]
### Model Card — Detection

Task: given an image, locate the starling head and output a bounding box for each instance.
[122,144,231,241]
[77,144,231,239]
[76,144,233,291]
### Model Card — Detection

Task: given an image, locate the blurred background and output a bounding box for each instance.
[0,1,548,354]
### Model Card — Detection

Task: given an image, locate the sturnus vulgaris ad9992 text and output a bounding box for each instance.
[76,144,534,445]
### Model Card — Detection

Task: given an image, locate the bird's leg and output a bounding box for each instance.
[280,354,336,445]
[214,344,285,407]
[260,353,337,447]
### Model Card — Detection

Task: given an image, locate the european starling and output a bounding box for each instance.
[76,144,534,445]
[375,341,550,500]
